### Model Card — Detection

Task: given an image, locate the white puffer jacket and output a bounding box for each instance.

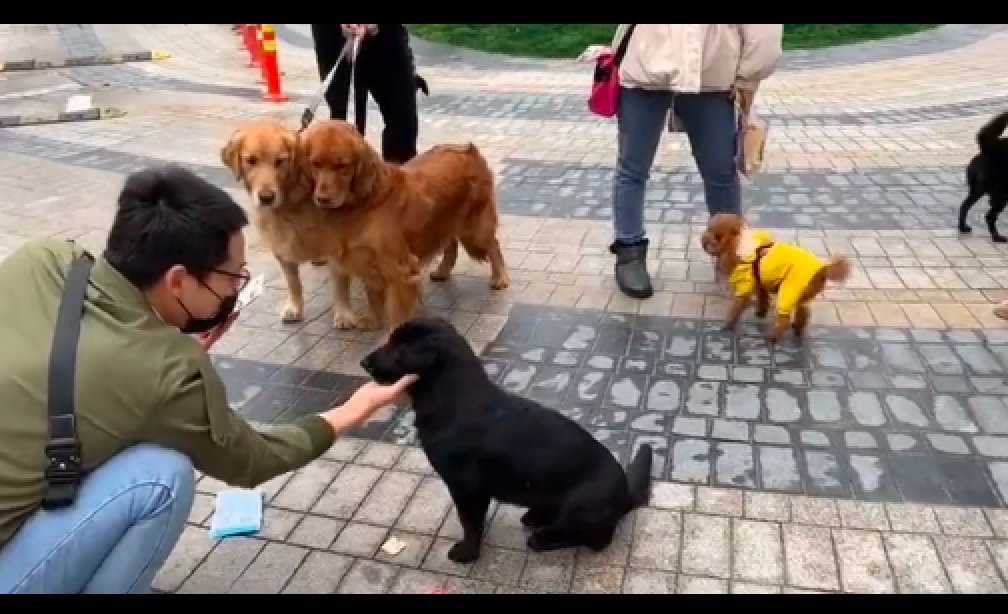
[612,24,783,93]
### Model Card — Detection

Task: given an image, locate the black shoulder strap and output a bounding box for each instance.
[613,24,638,66]
[42,253,94,510]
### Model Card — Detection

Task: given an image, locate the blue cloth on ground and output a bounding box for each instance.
[210,488,263,539]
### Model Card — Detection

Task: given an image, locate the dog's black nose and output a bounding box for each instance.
[258,190,276,205]
[315,195,332,206]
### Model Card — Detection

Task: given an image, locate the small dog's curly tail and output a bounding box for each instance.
[823,256,851,284]
[625,443,653,509]
[977,110,1008,152]
[415,75,430,97]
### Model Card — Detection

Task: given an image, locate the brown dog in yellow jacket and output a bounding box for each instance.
[701,213,851,342]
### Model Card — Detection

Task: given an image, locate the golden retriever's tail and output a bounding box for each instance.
[977,110,1008,152]
[822,255,851,284]
[457,143,498,265]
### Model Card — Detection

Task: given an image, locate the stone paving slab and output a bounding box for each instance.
[153,436,1008,594]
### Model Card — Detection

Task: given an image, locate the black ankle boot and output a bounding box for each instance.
[610,239,654,300]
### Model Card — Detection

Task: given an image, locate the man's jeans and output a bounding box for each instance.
[613,87,741,244]
[0,444,194,594]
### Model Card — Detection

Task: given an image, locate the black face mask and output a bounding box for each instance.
[179,292,239,335]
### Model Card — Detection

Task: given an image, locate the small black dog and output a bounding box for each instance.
[959,110,1008,243]
[361,317,653,564]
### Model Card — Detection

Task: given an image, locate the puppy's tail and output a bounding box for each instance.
[822,255,851,284]
[625,443,653,510]
[415,75,430,97]
[977,110,1008,152]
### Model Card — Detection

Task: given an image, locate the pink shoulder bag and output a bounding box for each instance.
[588,24,637,118]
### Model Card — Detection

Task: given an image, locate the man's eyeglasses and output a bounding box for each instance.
[214,267,252,294]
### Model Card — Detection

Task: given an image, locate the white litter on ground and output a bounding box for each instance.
[64,94,93,113]
[380,536,408,556]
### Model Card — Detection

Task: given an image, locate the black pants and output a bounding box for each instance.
[310,24,419,164]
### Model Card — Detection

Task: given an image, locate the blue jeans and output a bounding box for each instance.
[613,87,741,244]
[0,444,194,594]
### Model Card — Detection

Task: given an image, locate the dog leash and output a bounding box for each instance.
[300,32,363,131]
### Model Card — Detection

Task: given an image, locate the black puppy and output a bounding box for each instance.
[959,110,1008,243]
[361,317,653,564]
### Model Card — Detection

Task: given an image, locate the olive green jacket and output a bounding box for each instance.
[0,239,334,547]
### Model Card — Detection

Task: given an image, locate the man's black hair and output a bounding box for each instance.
[104,165,249,290]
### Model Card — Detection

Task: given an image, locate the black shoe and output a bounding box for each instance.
[610,239,654,300]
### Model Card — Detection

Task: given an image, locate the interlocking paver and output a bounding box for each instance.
[286,515,344,549]
[4,22,1008,594]
[732,520,784,584]
[833,529,896,594]
[629,508,681,571]
[784,524,841,591]
[229,542,308,594]
[885,533,954,594]
[933,536,1007,594]
[681,514,731,578]
[336,559,399,594]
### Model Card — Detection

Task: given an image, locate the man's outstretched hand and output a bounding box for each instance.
[322,374,418,434]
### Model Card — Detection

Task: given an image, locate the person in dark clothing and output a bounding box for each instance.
[310,24,422,164]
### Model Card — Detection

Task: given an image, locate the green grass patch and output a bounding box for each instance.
[406,24,944,59]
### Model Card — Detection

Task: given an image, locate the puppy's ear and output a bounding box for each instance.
[725,216,744,239]
[221,129,246,181]
[283,131,298,159]
[396,339,442,375]
[284,130,303,172]
[351,140,380,202]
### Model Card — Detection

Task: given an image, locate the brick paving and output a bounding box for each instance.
[2,24,1008,593]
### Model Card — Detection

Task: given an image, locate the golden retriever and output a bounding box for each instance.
[298,119,509,331]
[701,213,850,342]
[220,120,379,330]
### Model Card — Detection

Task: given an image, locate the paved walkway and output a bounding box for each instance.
[2,24,1008,593]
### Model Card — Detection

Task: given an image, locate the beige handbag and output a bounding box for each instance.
[734,88,766,180]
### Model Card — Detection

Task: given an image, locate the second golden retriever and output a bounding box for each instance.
[298,119,510,331]
[221,120,379,330]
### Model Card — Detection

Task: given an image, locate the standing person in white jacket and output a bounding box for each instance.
[583,25,783,300]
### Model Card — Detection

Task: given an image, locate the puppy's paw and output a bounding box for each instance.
[994,234,1008,244]
[792,305,811,338]
[446,541,481,564]
[281,302,304,324]
[526,533,561,553]
[490,276,510,291]
[959,223,972,234]
[333,309,363,330]
[356,312,382,331]
[520,509,550,528]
